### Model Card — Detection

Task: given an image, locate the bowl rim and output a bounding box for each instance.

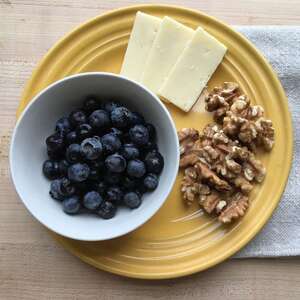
[9,72,180,241]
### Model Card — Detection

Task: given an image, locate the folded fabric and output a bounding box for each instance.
[232,26,299,257]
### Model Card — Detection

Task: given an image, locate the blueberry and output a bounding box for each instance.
[144,151,164,174]
[69,110,87,127]
[62,196,81,215]
[106,186,123,205]
[129,111,145,126]
[76,124,93,141]
[129,125,149,146]
[68,163,90,182]
[43,160,60,179]
[105,154,126,173]
[46,132,65,153]
[83,97,101,113]
[66,144,82,163]
[104,101,121,113]
[97,201,117,219]
[66,131,78,145]
[80,137,103,160]
[101,133,121,154]
[122,176,139,190]
[108,127,123,139]
[143,173,159,190]
[104,171,122,185]
[83,191,103,211]
[58,159,69,176]
[123,192,142,209]
[55,117,72,135]
[120,144,140,160]
[111,107,131,128]
[145,123,156,140]
[89,109,110,129]
[50,177,75,200]
[127,159,146,178]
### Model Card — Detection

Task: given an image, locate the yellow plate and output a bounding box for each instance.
[18,5,293,279]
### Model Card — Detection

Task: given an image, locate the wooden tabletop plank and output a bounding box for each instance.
[1,1,299,299]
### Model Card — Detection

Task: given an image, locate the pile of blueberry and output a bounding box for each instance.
[42,97,164,219]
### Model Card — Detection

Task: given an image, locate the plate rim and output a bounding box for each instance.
[17,4,293,279]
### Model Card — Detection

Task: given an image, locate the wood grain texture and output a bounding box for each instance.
[0,0,300,299]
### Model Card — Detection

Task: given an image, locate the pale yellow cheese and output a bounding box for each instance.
[120,12,162,82]
[141,16,194,94]
[159,27,227,112]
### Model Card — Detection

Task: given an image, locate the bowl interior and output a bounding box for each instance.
[11,73,179,241]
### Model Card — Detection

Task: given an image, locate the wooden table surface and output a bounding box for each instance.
[1,1,300,299]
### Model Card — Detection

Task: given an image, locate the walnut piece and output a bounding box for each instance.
[218,193,249,223]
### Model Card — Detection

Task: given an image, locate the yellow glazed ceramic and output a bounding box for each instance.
[18,5,293,279]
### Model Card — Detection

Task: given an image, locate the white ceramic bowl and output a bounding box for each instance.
[10,72,179,241]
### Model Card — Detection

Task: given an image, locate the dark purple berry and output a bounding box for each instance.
[46,132,65,153]
[62,196,81,214]
[43,160,60,179]
[101,133,121,154]
[50,177,75,200]
[89,109,110,129]
[80,137,103,160]
[127,159,146,178]
[129,125,149,146]
[120,144,140,160]
[144,151,164,174]
[68,163,90,182]
[69,110,87,127]
[97,201,117,219]
[55,117,72,135]
[105,154,126,173]
[83,191,103,210]
[143,173,159,190]
[123,192,141,209]
[66,144,82,163]
[111,107,131,128]
[106,186,123,205]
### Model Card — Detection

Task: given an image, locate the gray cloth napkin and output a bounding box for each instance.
[230,26,300,257]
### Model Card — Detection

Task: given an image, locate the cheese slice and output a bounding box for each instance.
[120,12,162,82]
[141,16,194,94]
[159,27,227,112]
